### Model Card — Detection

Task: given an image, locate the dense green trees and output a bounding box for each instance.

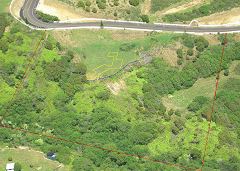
[141,37,240,99]
[1,14,240,171]
[44,56,87,98]
[77,0,85,9]
[187,96,209,112]
[36,11,59,22]
[0,14,10,38]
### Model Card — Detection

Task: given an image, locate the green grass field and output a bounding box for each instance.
[0,147,69,171]
[55,30,175,79]
[162,61,240,110]
[0,0,11,13]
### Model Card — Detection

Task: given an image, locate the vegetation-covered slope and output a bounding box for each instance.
[0,12,240,171]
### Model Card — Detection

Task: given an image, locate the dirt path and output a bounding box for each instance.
[163,0,205,15]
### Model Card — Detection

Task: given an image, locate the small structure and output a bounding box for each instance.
[6,163,15,171]
[47,152,56,160]
[189,20,199,27]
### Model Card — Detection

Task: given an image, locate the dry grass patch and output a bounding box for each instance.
[110,30,148,41]
[149,43,180,66]
[162,0,205,15]
[107,80,126,95]
[198,7,240,25]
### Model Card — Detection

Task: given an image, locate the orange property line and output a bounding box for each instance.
[11,31,47,99]
[201,33,228,170]
[0,124,196,171]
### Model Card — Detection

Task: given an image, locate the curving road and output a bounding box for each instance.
[20,0,240,33]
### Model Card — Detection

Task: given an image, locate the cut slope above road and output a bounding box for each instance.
[12,0,240,33]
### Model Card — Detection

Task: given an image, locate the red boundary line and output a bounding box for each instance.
[0,30,196,171]
[0,124,196,171]
[1,32,228,171]
[11,31,47,100]
[201,33,228,170]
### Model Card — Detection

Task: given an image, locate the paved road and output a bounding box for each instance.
[20,0,240,33]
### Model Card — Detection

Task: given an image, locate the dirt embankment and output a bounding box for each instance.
[198,7,240,25]
[37,0,84,20]
[10,0,25,18]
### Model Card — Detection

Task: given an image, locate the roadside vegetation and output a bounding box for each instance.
[0,10,240,171]
[163,0,240,22]
[36,11,60,22]
[0,0,11,13]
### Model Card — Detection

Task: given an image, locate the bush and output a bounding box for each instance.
[92,8,97,13]
[182,35,194,48]
[140,15,150,23]
[85,0,91,6]
[177,59,183,65]
[77,0,85,8]
[36,11,59,22]
[163,0,240,22]
[44,41,53,50]
[85,7,90,12]
[187,49,193,56]
[15,162,22,171]
[119,43,136,51]
[96,89,110,100]
[187,96,209,112]
[129,0,139,6]
[176,49,183,58]
[224,69,229,76]
[0,14,10,38]
[114,12,117,17]
[114,0,119,6]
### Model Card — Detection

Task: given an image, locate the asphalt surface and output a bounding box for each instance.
[21,0,240,33]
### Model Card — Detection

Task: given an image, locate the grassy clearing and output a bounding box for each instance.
[0,147,69,171]
[0,0,11,13]
[52,30,175,79]
[162,61,240,110]
[151,0,186,13]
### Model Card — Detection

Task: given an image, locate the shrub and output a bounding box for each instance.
[92,8,97,13]
[119,43,136,51]
[177,59,183,65]
[187,96,209,112]
[129,0,139,6]
[224,69,229,76]
[85,0,91,6]
[77,0,85,8]
[96,0,107,9]
[114,12,117,17]
[176,49,183,58]
[36,11,59,22]
[96,89,110,100]
[85,6,91,12]
[44,41,53,50]
[15,163,22,171]
[187,49,193,56]
[140,15,150,23]
[182,35,194,48]
[114,0,119,6]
